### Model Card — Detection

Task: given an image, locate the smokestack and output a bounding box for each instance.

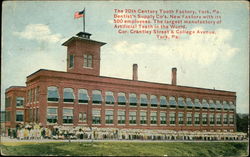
[172,67,177,85]
[133,64,138,81]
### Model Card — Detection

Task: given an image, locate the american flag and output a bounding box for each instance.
[74,10,84,19]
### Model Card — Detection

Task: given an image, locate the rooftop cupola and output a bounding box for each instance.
[62,32,106,76]
[76,32,92,39]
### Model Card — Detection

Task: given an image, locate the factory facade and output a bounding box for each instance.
[5,32,237,134]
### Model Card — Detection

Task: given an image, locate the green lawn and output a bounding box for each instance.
[1,141,248,156]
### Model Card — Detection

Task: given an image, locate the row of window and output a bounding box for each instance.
[27,87,40,104]
[5,109,39,123]
[69,54,93,68]
[47,87,236,110]
[46,108,235,125]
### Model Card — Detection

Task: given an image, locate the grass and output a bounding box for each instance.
[1,141,248,156]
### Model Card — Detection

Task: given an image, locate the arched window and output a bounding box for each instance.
[223,101,230,110]
[229,101,236,111]
[201,99,209,109]
[186,98,193,108]
[118,92,126,105]
[169,96,177,108]
[209,100,216,109]
[92,90,102,104]
[78,89,89,103]
[178,97,186,108]
[63,88,74,102]
[140,94,148,107]
[216,100,223,110]
[105,91,114,105]
[129,93,137,106]
[194,99,201,109]
[150,95,158,107]
[47,86,59,102]
[160,96,168,107]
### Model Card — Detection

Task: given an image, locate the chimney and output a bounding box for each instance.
[172,67,177,85]
[133,64,138,81]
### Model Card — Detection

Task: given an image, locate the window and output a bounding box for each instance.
[216,114,222,125]
[16,111,24,122]
[5,97,11,108]
[170,113,176,124]
[178,113,184,124]
[178,97,186,108]
[216,100,223,110]
[28,90,32,103]
[105,91,115,105]
[229,115,234,124]
[92,90,102,104]
[47,86,59,102]
[223,114,228,124]
[79,112,86,122]
[92,109,101,124]
[118,92,126,105]
[194,113,200,125]
[35,87,39,102]
[209,100,216,109]
[35,108,39,122]
[202,99,209,109]
[150,95,158,107]
[63,88,74,102]
[6,111,11,122]
[78,89,89,103]
[150,112,157,124]
[140,94,148,107]
[105,110,114,124]
[63,108,73,124]
[129,111,136,124]
[223,101,230,110]
[83,54,93,68]
[229,101,236,111]
[160,112,166,124]
[47,108,57,123]
[118,110,126,124]
[16,97,24,107]
[31,89,34,103]
[186,113,192,125]
[194,99,201,109]
[169,96,177,108]
[69,54,74,68]
[129,93,137,106]
[202,114,208,125]
[186,98,193,108]
[29,109,33,122]
[160,96,167,107]
[34,88,37,102]
[140,111,147,124]
[209,114,215,125]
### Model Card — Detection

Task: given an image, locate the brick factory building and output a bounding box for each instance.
[4,32,239,139]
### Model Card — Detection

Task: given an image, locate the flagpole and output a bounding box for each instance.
[83,8,85,32]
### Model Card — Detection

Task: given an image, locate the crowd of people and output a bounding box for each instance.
[7,123,91,140]
[5,122,247,141]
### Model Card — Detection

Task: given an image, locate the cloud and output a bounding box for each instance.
[112,27,239,65]
[13,24,65,43]
[113,41,146,55]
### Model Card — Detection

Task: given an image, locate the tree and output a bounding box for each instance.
[236,113,249,134]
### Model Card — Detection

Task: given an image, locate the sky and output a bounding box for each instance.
[1,1,249,113]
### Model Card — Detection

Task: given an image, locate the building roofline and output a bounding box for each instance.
[62,36,106,46]
[5,86,26,92]
[26,69,236,95]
